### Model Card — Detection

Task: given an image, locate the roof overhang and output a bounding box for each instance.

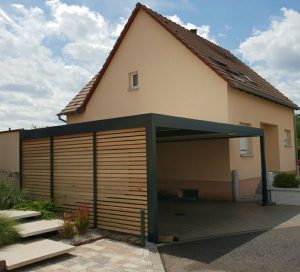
[232,82,299,110]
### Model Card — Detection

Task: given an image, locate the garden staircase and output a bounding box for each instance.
[0,210,74,271]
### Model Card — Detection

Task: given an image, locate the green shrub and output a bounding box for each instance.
[59,213,75,239]
[0,180,27,209]
[75,205,89,235]
[273,172,300,188]
[13,200,59,220]
[0,215,20,247]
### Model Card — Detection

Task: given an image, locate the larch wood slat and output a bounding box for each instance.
[96,127,147,235]
[22,138,51,200]
[53,133,94,225]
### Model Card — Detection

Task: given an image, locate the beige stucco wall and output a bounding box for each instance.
[157,139,232,200]
[68,9,228,124]
[64,9,296,200]
[0,130,20,172]
[228,87,296,180]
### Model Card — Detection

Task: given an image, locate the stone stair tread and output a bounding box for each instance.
[18,219,63,238]
[0,210,41,220]
[0,239,74,270]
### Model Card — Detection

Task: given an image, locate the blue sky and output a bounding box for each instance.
[0,0,299,129]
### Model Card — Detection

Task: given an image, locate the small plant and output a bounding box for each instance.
[0,180,27,209]
[0,215,20,247]
[13,200,59,219]
[273,172,300,188]
[59,213,75,239]
[75,205,89,235]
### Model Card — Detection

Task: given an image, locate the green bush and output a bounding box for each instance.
[273,172,300,188]
[0,215,20,247]
[13,200,59,220]
[75,205,89,235]
[0,180,27,209]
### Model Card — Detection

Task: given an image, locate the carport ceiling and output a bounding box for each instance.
[155,116,264,143]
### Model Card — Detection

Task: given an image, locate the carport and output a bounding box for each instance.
[147,114,268,243]
[19,113,267,244]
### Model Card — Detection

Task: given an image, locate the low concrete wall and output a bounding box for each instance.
[0,129,20,172]
[0,170,19,188]
[271,187,300,206]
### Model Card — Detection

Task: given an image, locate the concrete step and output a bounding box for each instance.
[0,210,41,220]
[0,239,74,270]
[18,219,63,238]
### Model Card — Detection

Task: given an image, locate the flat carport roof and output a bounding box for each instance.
[20,113,268,243]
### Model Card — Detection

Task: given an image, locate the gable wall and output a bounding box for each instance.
[68,10,228,124]
[228,86,296,181]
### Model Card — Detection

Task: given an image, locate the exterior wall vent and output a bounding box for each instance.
[178,189,198,200]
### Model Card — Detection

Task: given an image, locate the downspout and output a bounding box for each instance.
[57,114,67,123]
[295,113,299,176]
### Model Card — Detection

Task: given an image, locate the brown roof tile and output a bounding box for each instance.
[59,3,298,115]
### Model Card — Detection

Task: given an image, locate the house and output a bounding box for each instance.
[59,3,298,200]
[18,3,298,243]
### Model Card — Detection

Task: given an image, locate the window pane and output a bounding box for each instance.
[132,74,138,88]
[240,137,249,155]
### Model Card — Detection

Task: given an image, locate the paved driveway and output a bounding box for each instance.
[159,200,300,241]
[159,226,300,272]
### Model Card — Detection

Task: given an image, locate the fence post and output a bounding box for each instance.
[50,136,54,200]
[140,209,145,247]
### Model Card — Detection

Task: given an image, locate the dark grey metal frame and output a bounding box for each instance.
[19,113,267,244]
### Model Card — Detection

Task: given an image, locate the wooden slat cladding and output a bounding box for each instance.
[96,127,148,235]
[23,138,50,199]
[53,133,94,224]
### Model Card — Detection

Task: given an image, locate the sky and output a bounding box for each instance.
[0,0,300,130]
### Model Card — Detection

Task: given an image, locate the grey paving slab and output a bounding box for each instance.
[0,210,41,220]
[18,219,63,238]
[19,239,164,272]
[0,239,74,270]
[158,199,300,241]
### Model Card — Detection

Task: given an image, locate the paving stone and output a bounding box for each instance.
[18,219,63,238]
[0,210,41,220]
[0,239,74,270]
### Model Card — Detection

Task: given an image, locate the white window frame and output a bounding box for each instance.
[239,123,253,157]
[129,72,139,90]
[284,129,292,147]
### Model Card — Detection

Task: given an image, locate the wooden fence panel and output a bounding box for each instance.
[22,138,50,199]
[96,127,148,235]
[53,133,94,224]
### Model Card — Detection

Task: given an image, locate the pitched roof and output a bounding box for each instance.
[59,3,298,116]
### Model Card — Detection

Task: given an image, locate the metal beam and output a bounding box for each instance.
[19,130,23,190]
[146,121,158,243]
[93,132,98,228]
[260,135,269,205]
[50,136,54,200]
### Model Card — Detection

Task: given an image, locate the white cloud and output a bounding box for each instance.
[238,8,300,108]
[0,1,216,131]
[0,0,125,130]
[166,14,217,43]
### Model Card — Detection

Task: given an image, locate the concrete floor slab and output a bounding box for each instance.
[18,219,63,238]
[158,199,300,241]
[0,239,74,270]
[0,210,41,220]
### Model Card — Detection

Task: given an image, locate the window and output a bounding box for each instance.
[284,129,292,146]
[129,72,139,90]
[239,123,253,156]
